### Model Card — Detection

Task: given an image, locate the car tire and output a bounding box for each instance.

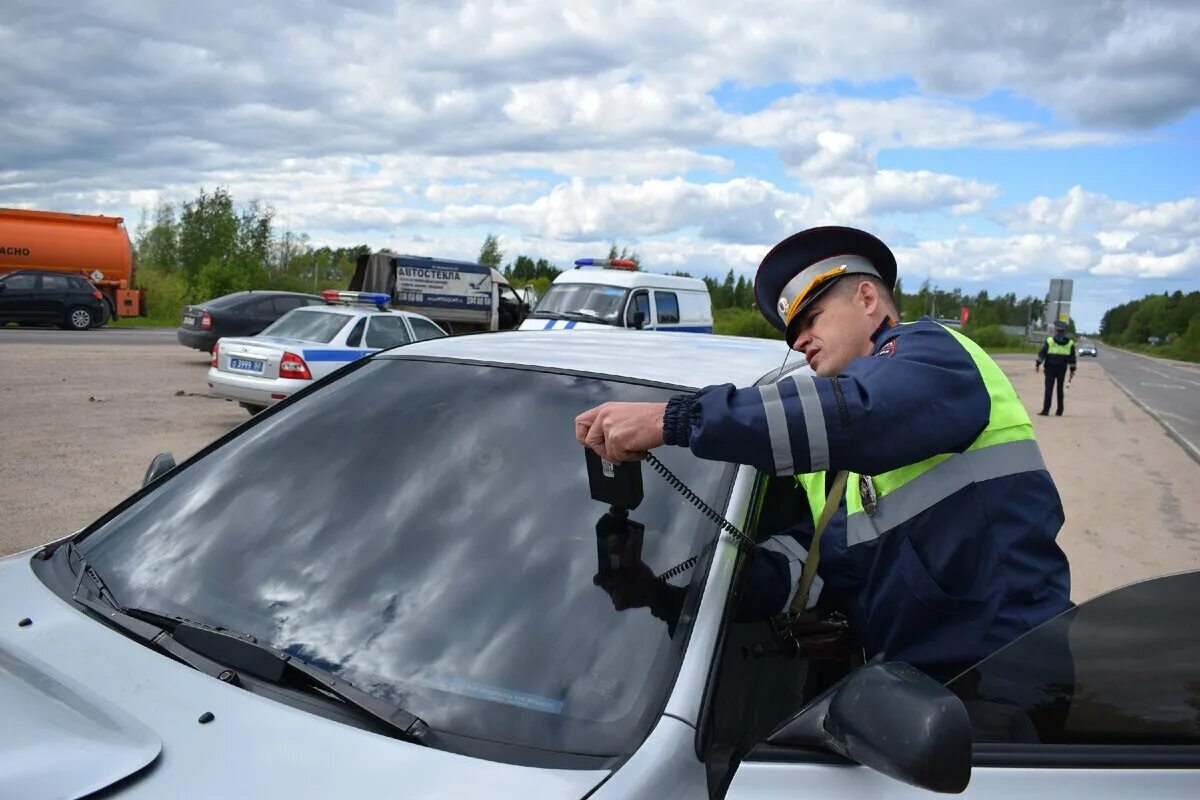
[67,306,94,331]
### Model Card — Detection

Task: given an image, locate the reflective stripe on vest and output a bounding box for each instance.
[797,324,1043,547]
[1046,337,1074,356]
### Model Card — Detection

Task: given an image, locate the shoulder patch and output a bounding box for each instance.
[876,340,897,358]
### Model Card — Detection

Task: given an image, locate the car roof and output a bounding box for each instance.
[380,329,801,389]
[2,269,89,279]
[550,269,709,291]
[293,304,428,320]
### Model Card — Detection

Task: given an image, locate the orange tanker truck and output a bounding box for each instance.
[0,208,145,319]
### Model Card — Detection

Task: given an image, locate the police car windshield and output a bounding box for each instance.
[73,360,728,763]
[532,284,628,323]
[261,308,353,342]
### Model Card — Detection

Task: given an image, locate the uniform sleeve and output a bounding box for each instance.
[1068,343,1077,369]
[736,526,825,620]
[1036,340,1048,364]
[663,323,991,476]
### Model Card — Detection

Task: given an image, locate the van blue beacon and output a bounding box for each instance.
[519,259,714,333]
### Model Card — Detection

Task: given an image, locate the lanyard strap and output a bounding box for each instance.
[790,470,848,613]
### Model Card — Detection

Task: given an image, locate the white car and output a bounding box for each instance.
[207,291,447,413]
[2,330,1197,798]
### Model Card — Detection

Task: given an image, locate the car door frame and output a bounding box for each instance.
[625,289,652,330]
[362,314,414,353]
[36,273,73,323]
[719,566,1200,798]
[0,272,40,321]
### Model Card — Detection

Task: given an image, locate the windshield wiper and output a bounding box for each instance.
[64,544,428,745]
[127,608,430,745]
[528,311,565,319]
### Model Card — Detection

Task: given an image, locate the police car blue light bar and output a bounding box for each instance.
[321,290,391,308]
[574,258,638,269]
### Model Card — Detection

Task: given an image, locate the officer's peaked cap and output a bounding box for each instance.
[754,226,897,346]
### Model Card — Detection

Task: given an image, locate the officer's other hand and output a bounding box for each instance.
[575,402,666,462]
[1035,363,1040,372]
[593,561,658,611]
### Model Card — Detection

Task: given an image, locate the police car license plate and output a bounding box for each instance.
[229,357,264,373]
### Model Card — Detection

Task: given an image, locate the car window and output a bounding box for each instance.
[70,277,93,291]
[246,298,278,316]
[76,361,730,760]
[39,274,72,292]
[2,273,37,290]
[205,293,253,309]
[655,292,680,324]
[626,291,651,327]
[260,309,352,343]
[364,315,412,349]
[345,317,367,347]
[272,296,305,314]
[407,317,445,341]
[947,571,1200,745]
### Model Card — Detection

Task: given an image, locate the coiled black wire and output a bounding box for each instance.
[646,451,756,581]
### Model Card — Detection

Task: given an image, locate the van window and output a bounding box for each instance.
[626,291,651,328]
[655,292,680,324]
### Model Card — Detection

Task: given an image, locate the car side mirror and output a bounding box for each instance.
[632,311,646,330]
[142,452,176,487]
[766,661,971,794]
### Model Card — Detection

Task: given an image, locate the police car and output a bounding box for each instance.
[2,331,1197,798]
[207,290,447,413]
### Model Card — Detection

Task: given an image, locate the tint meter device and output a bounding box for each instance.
[585,448,644,511]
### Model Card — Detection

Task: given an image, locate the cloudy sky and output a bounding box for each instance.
[3,0,1198,329]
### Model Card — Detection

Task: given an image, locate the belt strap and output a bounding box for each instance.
[790,470,847,613]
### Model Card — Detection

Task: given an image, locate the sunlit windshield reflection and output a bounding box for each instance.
[78,359,729,759]
[533,284,628,324]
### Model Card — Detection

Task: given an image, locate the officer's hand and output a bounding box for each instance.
[593,561,659,611]
[1035,363,1040,372]
[575,402,666,462]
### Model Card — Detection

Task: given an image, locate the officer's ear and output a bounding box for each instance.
[855,279,880,316]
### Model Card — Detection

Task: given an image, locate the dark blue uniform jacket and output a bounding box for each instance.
[662,317,1072,680]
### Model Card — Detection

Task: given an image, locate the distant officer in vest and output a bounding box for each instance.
[575,226,1073,681]
[1036,321,1077,416]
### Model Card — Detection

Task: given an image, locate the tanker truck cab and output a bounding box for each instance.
[520,260,713,333]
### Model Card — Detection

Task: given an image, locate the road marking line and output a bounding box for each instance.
[1107,371,1200,466]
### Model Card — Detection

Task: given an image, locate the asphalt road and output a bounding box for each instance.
[0,326,177,346]
[1096,344,1200,462]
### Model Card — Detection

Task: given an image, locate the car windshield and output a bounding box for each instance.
[75,359,728,760]
[260,309,352,343]
[533,284,628,324]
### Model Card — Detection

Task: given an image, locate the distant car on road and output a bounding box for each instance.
[0,269,108,330]
[1078,343,1098,357]
[177,290,326,353]
[207,291,447,414]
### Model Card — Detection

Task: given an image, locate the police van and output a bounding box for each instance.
[519,259,713,333]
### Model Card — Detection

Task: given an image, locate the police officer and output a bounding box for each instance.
[1036,321,1077,416]
[575,226,1072,681]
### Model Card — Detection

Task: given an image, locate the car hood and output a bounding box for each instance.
[0,637,161,799]
[0,548,609,799]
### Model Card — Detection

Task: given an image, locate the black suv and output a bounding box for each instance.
[0,270,107,330]
[177,290,326,352]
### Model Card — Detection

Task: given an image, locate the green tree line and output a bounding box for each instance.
[133,187,369,321]
[1101,291,1200,361]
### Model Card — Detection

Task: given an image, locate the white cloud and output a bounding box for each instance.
[1,0,1197,335]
